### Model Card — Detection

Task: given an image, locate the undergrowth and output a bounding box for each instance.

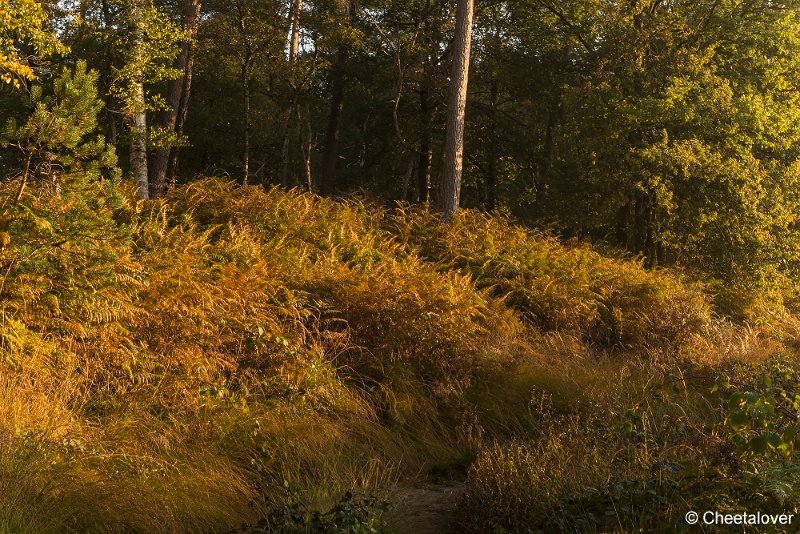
[0,177,797,532]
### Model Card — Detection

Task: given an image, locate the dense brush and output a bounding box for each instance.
[0,178,781,532]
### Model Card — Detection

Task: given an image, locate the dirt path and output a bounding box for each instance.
[387,482,466,534]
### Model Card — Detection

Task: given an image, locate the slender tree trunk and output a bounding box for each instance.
[150,0,201,196]
[320,0,355,195]
[242,56,252,185]
[129,0,149,200]
[101,0,118,146]
[485,78,499,211]
[541,109,556,181]
[289,0,302,73]
[417,0,436,204]
[280,0,302,186]
[166,69,193,185]
[441,0,474,219]
[417,73,433,203]
[321,48,345,195]
[236,3,253,186]
[131,82,149,199]
[401,155,415,201]
[166,27,198,184]
[616,199,632,248]
[303,105,314,191]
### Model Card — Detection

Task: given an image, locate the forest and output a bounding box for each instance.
[4,0,800,532]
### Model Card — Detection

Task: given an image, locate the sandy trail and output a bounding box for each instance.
[387,482,466,534]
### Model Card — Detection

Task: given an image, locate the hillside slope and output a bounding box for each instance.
[0,178,797,532]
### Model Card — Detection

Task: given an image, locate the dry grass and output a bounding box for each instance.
[0,177,787,531]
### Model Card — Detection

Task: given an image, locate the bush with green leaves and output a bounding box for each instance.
[242,489,390,534]
[714,357,800,458]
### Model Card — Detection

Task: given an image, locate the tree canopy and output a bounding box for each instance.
[0,0,66,86]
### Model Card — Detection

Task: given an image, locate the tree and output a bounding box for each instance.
[0,0,66,87]
[149,0,202,196]
[1,61,120,239]
[112,0,183,200]
[320,0,360,196]
[192,0,288,186]
[441,0,474,219]
[279,0,303,187]
[127,0,149,199]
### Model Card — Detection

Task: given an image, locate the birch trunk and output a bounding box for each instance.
[236,2,253,185]
[129,0,149,200]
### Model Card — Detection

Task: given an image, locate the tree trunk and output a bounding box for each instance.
[303,104,314,191]
[236,3,253,186]
[288,0,302,74]
[131,82,149,200]
[242,56,252,185]
[166,23,198,185]
[101,0,118,146]
[150,0,201,196]
[401,155,416,201]
[321,48,345,196]
[129,0,149,200]
[279,0,302,187]
[417,72,433,204]
[534,103,557,215]
[616,198,632,248]
[485,78,498,211]
[441,0,474,219]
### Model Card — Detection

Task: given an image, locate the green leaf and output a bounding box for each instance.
[749,435,770,454]
[729,410,749,431]
[729,392,745,410]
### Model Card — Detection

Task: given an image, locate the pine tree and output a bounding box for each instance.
[1,61,121,246]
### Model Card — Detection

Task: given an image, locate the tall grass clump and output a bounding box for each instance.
[455,323,800,532]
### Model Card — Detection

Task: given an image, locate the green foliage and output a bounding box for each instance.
[251,488,390,533]
[521,0,800,309]
[0,62,128,354]
[0,0,67,87]
[2,60,119,179]
[715,357,800,458]
[112,1,185,117]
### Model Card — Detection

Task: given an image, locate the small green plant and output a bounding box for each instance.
[247,487,391,533]
[714,357,800,457]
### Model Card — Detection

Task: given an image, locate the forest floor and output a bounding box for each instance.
[387,482,466,534]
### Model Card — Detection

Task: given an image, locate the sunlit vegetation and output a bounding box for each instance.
[5,0,800,532]
[3,165,800,530]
